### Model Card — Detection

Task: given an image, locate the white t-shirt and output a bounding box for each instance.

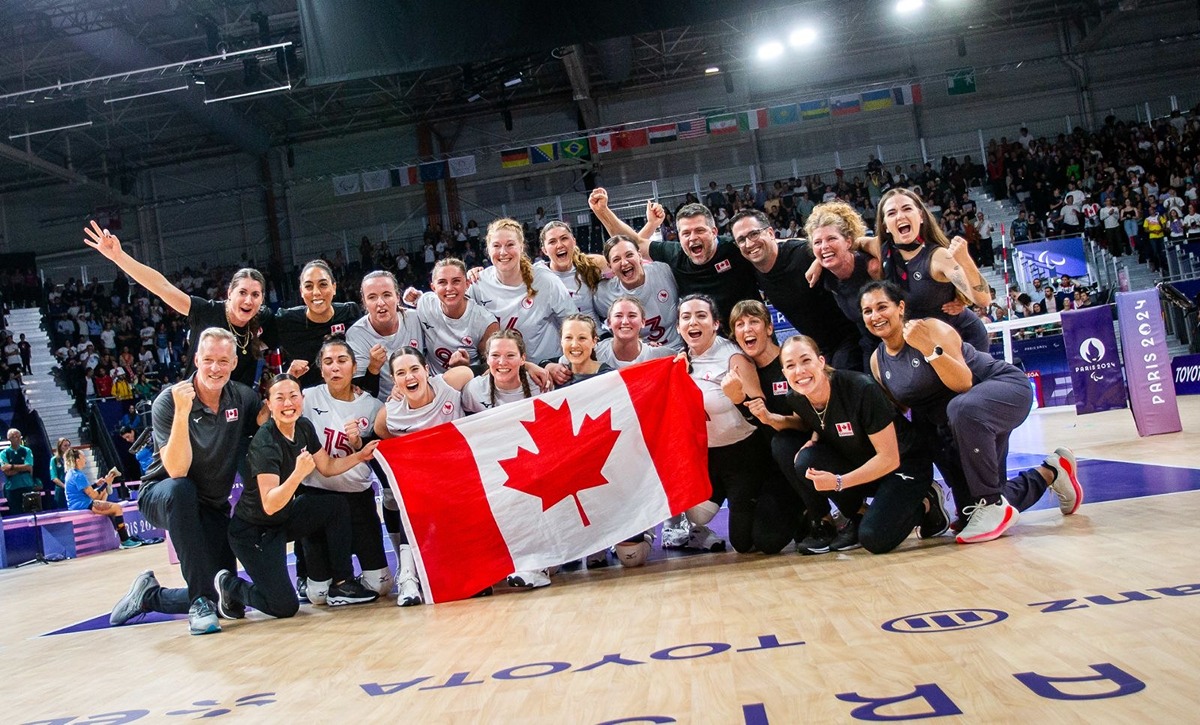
[688,337,756,448]
[468,265,576,363]
[592,261,683,350]
[535,261,599,324]
[595,339,676,370]
[461,374,546,414]
[415,292,497,375]
[382,375,464,434]
[302,385,383,493]
[345,311,424,402]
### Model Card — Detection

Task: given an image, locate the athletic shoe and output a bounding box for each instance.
[660,518,691,549]
[471,587,494,598]
[917,483,951,539]
[110,570,158,626]
[213,569,246,620]
[829,519,861,551]
[1044,447,1083,515]
[119,538,143,549]
[507,569,552,589]
[135,536,164,545]
[396,577,422,607]
[189,597,221,635]
[585,550,611,569]
[296,576,309,603]
[327,578,380,606]
[305,578,331,606]
[797,519,836,555]
[956,496,1020,544]
[684,524,726,552]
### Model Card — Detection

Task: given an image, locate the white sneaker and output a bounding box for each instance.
[507,569,551,589]
[396,577,423,607]
[660,514,691,549]
[306,578,331,605]
[956,496,1020,544]
[1044,447,1083,515]
[684,524,727,552]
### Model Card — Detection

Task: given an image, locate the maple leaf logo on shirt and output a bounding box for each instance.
[499,399,620,526]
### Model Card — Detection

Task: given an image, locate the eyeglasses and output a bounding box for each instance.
[734,227,771,246]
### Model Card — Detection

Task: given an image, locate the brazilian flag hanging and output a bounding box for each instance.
[558,137,591,160]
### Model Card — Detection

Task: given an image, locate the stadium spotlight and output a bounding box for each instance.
[896,0,924,13]
[705,66,721,74]
[756,40,785,61]
[788,27,817,48]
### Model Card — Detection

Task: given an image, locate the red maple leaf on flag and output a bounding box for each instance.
[499,398,621,526]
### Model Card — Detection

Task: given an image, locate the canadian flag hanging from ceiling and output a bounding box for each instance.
[374,358,711,603]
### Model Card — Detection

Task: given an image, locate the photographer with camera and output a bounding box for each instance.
[2,428,38,516]
[63,448,145,549]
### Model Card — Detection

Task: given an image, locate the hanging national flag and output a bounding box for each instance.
[738,108,769,131]
[831,94,862,117]
[419,161,447,183]
[799,99,829,120]
[559,137,590,159]
[769,104,800,126]
[861,89,894,112]
[706,113,739,135]
[501,148,531,168]
[946,68,976,96]
[613,128,650,150]
[375,358,711,603]
[447,155,477,179]
[391,166,419,186]
[530,143,559,164]
[892,83,923,106]
[676,119,706,139]
[589,132,613,154]
[647,124,678,144]
[332,174,361,196]
[360,169,392,192]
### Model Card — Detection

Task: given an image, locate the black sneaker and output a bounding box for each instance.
[110,570,158,626]
[327,578,380,606]
[829,519,862,551]
[917,483,951,539]
[189,597,221,635]
[214,569,246,619]
[797,519,836,555]
[296,576,309,603]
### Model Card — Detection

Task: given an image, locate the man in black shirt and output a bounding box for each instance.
[109,327,263,636]
[588,188,760,323]
[729,210,862,370]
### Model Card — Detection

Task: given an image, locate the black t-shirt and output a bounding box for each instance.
[141,374,262,510]
[649,238,760,323]
[754,352,794,418]
[756,240,858,353]
[185,296,275,388]
[272,302,362,388]
[238,416,322,527]
[785,369,915,467]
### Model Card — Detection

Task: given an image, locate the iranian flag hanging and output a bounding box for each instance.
[374,358,711,602]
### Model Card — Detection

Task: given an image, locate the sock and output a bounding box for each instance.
[397,545,418,584]
[113,516,130,541]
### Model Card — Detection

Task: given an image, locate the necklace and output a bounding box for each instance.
[809,400,829,429]
[225,308,250,354]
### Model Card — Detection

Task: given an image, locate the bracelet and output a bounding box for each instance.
[835,474,843,492]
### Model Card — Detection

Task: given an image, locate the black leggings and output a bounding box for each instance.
[709,429,799,554]
[790,443,933,555]
[299,486,388,571]
[227,495,353,618]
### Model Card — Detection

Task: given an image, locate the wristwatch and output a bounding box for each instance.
[924,345,944,363]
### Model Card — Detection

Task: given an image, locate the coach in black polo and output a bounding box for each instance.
[109,327,263,635]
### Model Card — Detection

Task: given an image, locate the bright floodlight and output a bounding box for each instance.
[705,66,721,74]
[896,0,924,13]
[757,40,785,61]
[788,27,817,47]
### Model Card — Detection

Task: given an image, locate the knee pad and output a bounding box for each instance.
[687,500,721,525]
[614,540,651,568]
[306,578,331,606]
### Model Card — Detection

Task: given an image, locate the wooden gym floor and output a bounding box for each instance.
[2,398,1198,724]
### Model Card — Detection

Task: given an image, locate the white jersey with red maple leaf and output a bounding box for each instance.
[688,337,757,448]
[384,375,465,434]
[346,310,424,402]
[302,385,383,493]
[593,262,682,351]
[468,265,577,363]
[535,260,598,324]
[415,292,497,375]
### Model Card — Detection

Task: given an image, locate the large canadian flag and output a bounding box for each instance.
[374,358,711,602]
